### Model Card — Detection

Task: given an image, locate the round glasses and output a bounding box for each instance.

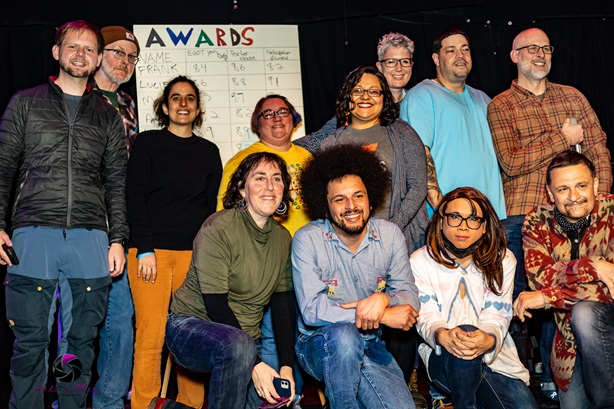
[104,49,139,64]
[515,45,554,54]
[443,213,484,230]
[379,58,413,68]
[259,108,290,120]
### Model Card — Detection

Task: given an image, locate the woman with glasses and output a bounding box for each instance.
[126,75,222,409]
[216,94,311,407]
[410,187,537,409]
[319,65,428,254]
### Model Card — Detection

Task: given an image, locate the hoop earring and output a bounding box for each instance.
[275,201,288,215]
[238,198,248,212]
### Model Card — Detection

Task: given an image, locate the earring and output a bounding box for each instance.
[238,198,248,212]
[275,201,288,215]
[344,112,350,127]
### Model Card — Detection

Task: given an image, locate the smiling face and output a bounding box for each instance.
[547,164,598,223]
[52,29,101,79]
[376,46,413,97]
[433,34,472,86]
[257,98,294,151]
[441,198,485,250]
[99,39,138,85]
[241,160,285,227]
[349,73,384,129]
[512,28,552,84]
[162,81,201,132]
[327,175,371,239]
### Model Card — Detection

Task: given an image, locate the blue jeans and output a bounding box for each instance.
[295,323,415,409]
[559,301,614,409]
[165,313,257,409]
[92,269,134,409]
[539,311,556,383]
[501,215,526,301]
[427,325,537,409]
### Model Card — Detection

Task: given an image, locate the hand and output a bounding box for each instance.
[436,327,494,360]
[561,118,584,146]
[380,304,419,330]
[596,259,614,298]
[0,230,13,266]
[278,366,296,406]
[252,362,295,405]
[341,292,390,330]
[108,243,126,277]
[137,253,157,284]
[513,291,547,322]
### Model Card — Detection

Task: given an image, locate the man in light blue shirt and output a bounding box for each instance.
[292,144,419,409]
[400,28,506,221]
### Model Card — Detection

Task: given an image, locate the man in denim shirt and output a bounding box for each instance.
[292,144,419,409]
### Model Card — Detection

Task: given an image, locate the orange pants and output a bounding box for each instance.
[128,248,205,409]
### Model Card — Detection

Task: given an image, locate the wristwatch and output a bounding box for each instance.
[110,238,128,248]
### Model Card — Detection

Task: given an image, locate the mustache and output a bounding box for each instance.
[342,209,362,216]
[564,198,587,206]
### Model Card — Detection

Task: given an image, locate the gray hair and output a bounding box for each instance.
[377,32,415,60]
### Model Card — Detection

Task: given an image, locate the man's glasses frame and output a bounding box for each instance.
[104,49,139,64]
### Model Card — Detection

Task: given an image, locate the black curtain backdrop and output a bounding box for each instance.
[1,2,613,155]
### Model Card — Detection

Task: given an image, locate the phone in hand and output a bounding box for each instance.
[273,377,291,398]
[2,244,19,265]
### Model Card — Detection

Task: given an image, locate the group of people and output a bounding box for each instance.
[0,17,613,409]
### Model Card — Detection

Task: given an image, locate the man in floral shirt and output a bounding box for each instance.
[514,151,614,409]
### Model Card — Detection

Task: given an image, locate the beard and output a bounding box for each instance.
[100,59,131,85]
[59,59,97,79]
[518,58,551,81]
[330,210,369,236]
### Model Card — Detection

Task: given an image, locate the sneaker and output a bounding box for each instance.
[540,381,559,402]
[432,397,454,409]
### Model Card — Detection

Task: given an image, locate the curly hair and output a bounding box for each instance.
[425,187,506,295]
[152,75,204,129]
[222,152,292,215]
[300,144,390,220]
[250,94,302,136]
[335,65,399,128]
[377,32,415,60]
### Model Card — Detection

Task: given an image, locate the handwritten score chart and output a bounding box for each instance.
[133,25,305,165]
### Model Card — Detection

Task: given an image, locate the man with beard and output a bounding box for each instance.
[0,20,128,409]
[292,144,420,409]
[513,151,614,409]
[90,25,139,409]
[487,27,611,301]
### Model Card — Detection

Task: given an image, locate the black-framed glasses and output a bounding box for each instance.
[259,108,291,120]
[379,58,413,68]
[104,49,139,64]
[351,88,383,98]
[515,45,554,54]
[443,212,485,230]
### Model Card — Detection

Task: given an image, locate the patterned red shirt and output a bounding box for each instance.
[488,80,612,216]
[523,193,614,390]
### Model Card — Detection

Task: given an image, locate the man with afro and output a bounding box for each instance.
[292,144,420,409]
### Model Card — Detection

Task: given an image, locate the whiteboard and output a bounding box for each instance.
[133,25,305,165]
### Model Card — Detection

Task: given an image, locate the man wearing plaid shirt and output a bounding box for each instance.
[487,27,612,300]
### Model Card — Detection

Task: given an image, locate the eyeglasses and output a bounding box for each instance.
[443,212,485,230]
[259,108,291,120]
[351,88,383,97]
[104,49,139,64]
[379,58,413,68]
[515,45,554,54]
